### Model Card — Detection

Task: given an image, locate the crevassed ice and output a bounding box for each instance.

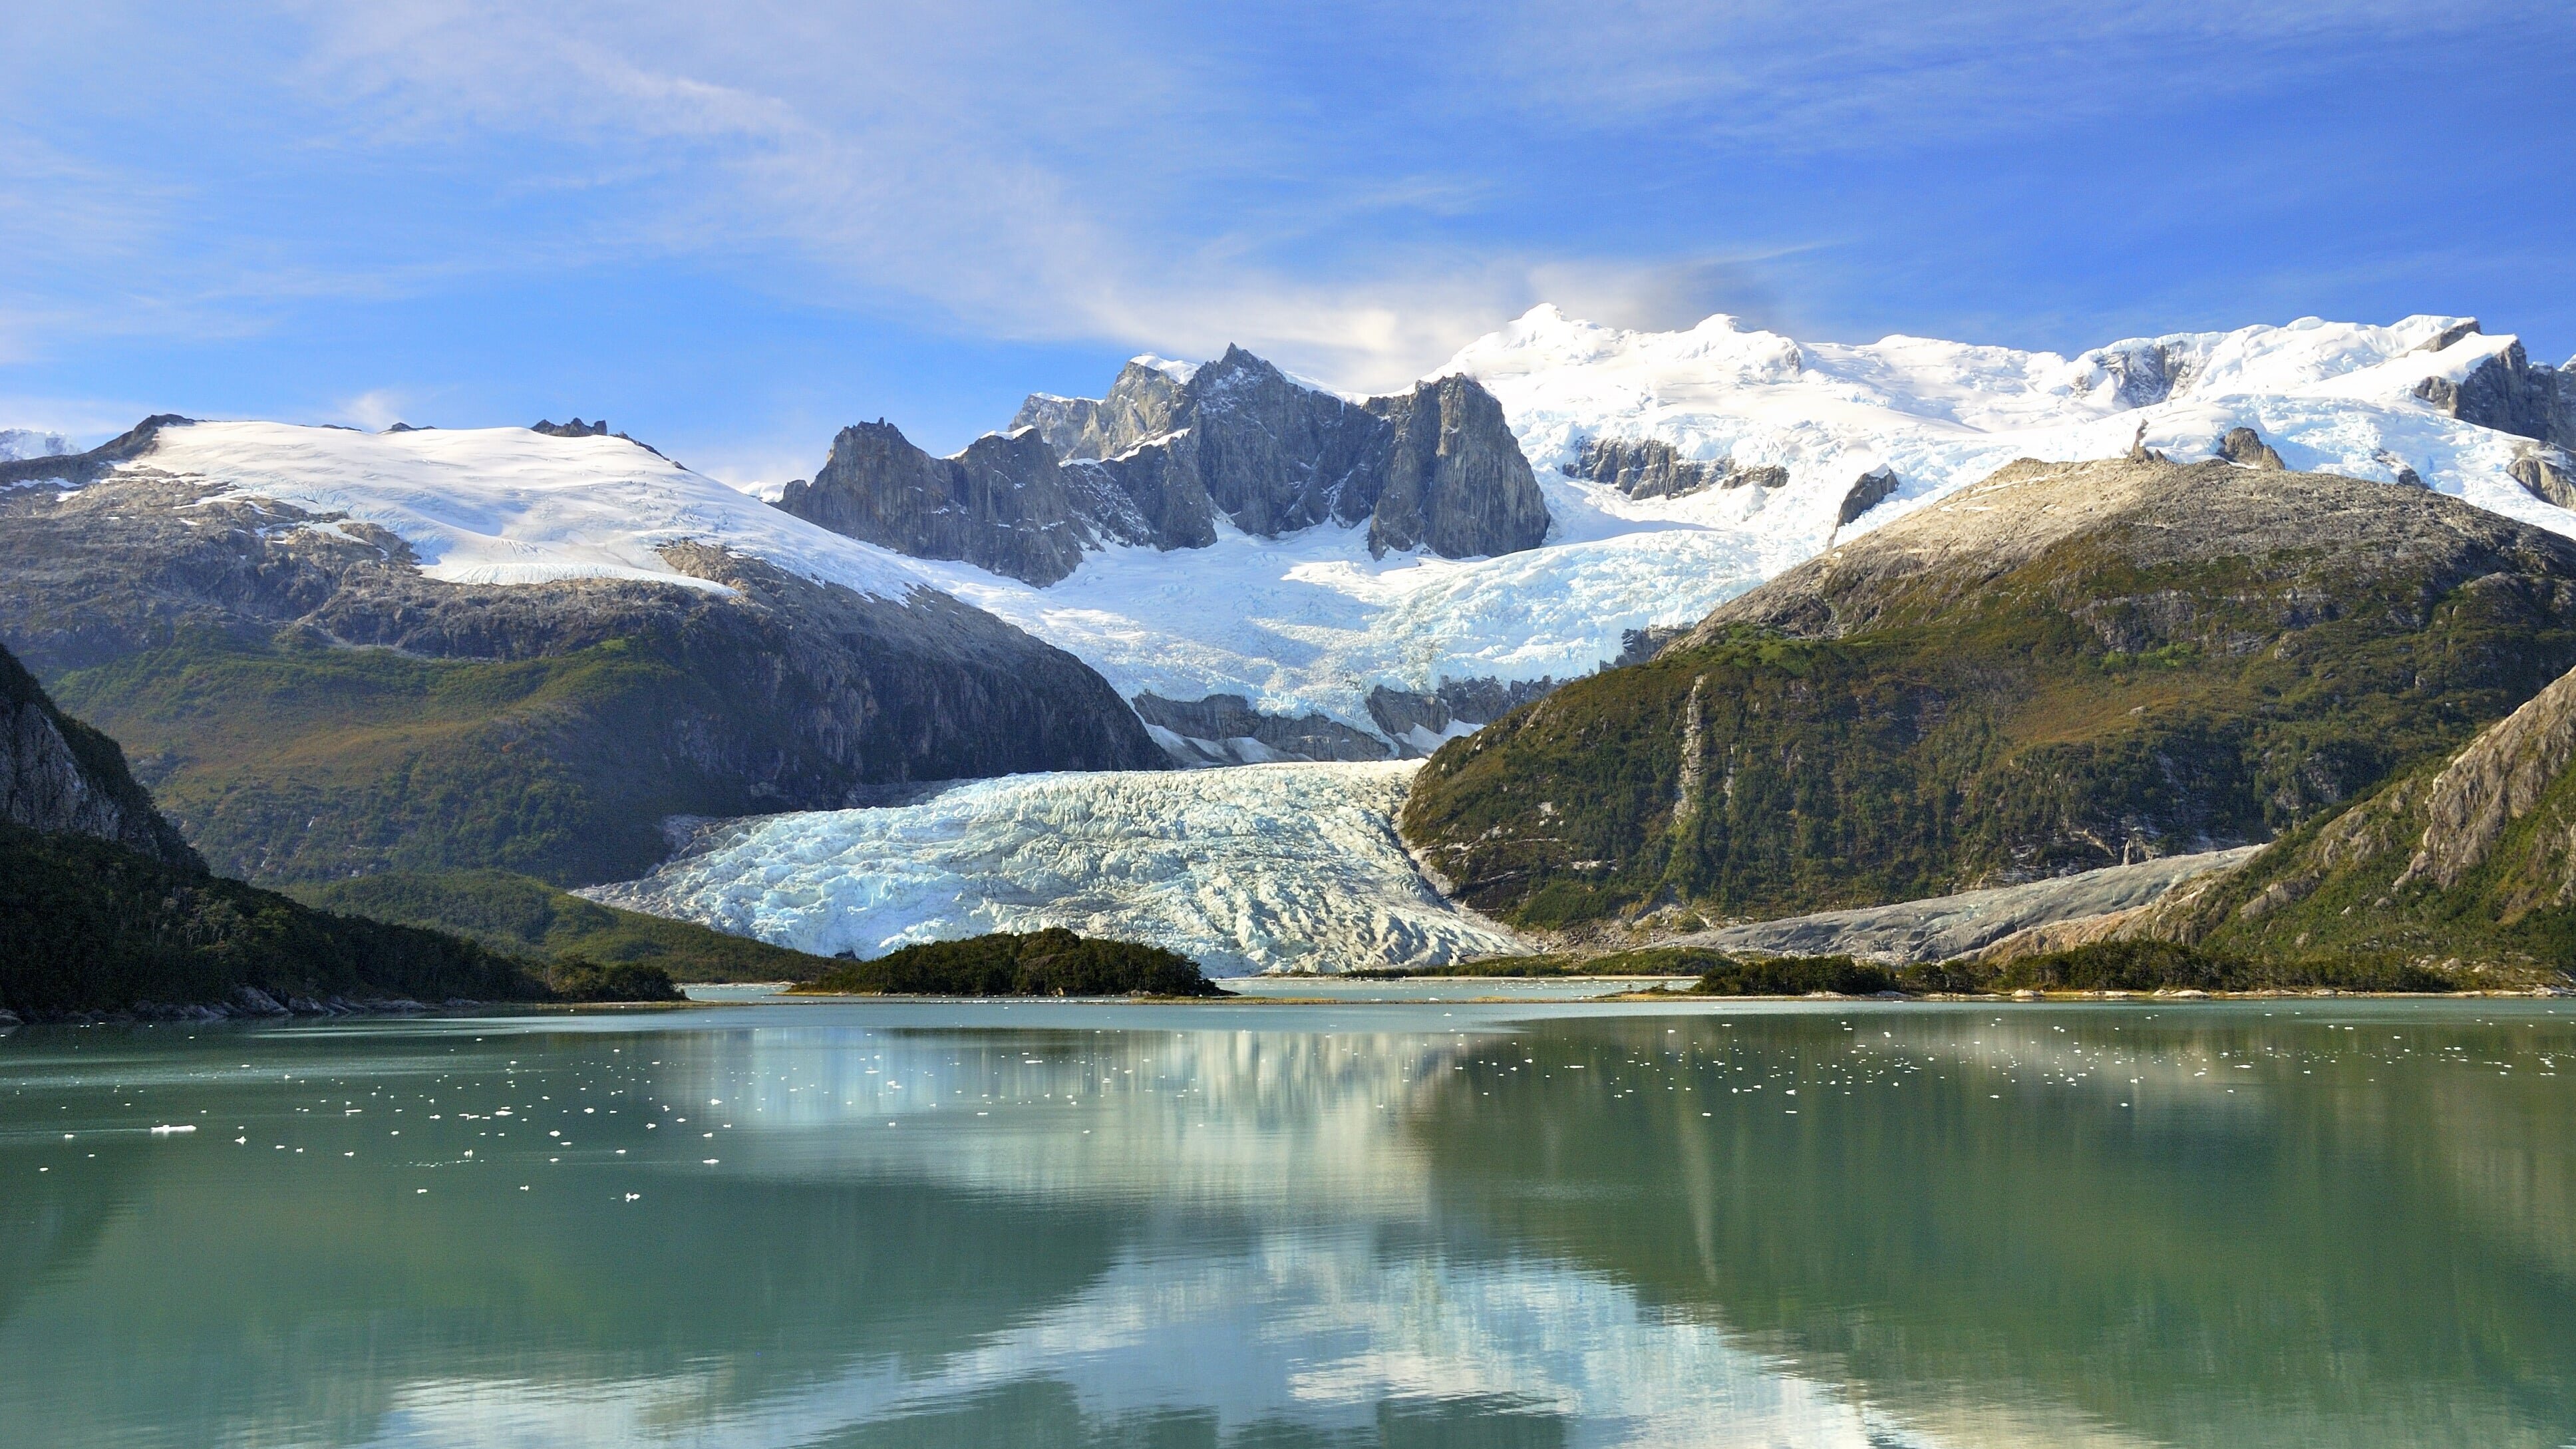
[583,762,1526,975]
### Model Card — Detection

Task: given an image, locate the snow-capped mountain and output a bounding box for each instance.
[0,428,71,466]
[0,415,1167,884]
[850,310,2576,754]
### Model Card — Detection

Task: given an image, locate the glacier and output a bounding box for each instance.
[581,762,1528,975]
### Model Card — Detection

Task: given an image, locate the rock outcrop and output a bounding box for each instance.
[2218,426,2285,470]
[2413,339,2576,450]
[1562,436,1788,500]
[1834,465,1901,529]
[2511,447,2576,510]
[1131,693,1389,766]
[784,347,1550,585]
[2028,656,2576,974]
[1366,677,1558,754]
[778,422,1107,585]
[2396,663,2576,891]
[0,644,200,871]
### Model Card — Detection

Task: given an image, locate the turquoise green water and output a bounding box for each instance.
[5,999,2574,1447]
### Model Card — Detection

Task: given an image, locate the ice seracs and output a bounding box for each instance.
[583,762,1528,975]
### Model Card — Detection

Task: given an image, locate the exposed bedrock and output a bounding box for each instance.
[1,645,201,871]
[2414,339,2576,450]
[2217,426,2286,470]
[1561,436,1789,500]
[1131,693,1390,766]
[1366,678,1559,753]
[783,347,1549,585]
[1835,465,1901,529]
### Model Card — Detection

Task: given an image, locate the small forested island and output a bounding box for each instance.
[791,929,1226,997]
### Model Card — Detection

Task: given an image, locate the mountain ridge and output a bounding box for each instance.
[1399,454,2576,935]
[778,345,1550,586]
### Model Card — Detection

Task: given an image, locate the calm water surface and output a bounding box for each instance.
[4,999,2573,1447]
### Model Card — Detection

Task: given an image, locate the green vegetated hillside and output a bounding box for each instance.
[794,929,1223,997]
[0,638,679,1017]
[49,633,758,889]
[2077,659,2576,977]
[288,869,836,983]
[1402,458,2576,937]
[0,821,548,1017]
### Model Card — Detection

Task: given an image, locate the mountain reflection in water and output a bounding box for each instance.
[1,999,2571,1447]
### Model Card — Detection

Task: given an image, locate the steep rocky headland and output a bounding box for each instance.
[2000,657,2576,977]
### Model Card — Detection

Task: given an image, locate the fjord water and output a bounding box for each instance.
[5,1001,2573,1447]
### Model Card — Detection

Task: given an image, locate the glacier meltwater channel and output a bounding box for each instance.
[583,762,1526,975]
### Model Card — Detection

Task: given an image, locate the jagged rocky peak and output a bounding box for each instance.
[1561,436,1786,500]
[790,347,1550,585]
[1013,357,1191,460]
[1363,374,1551,558]
[2217,426,2285,470]
[778,420,1102,586]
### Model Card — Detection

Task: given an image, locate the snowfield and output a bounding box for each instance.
[132,420,931,601]
[581,762,1528,975]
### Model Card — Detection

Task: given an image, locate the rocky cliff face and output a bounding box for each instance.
[0,463,1167,884]
[0,643,200,872]
[2413,337,2576,452]
[1562,436,1788,500]
[777,422,1104,585]
[784,348,1550,585]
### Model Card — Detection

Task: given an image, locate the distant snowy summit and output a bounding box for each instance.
[0,428,71,465]
[1447,305,2576,551]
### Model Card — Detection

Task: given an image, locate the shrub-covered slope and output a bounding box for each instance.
[289,869,837,983]
[0,639,672,1016]
[2108,660,2576,975]
[1401,457,2576,930]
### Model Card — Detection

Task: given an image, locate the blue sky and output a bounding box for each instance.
[4,2,2571,480]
